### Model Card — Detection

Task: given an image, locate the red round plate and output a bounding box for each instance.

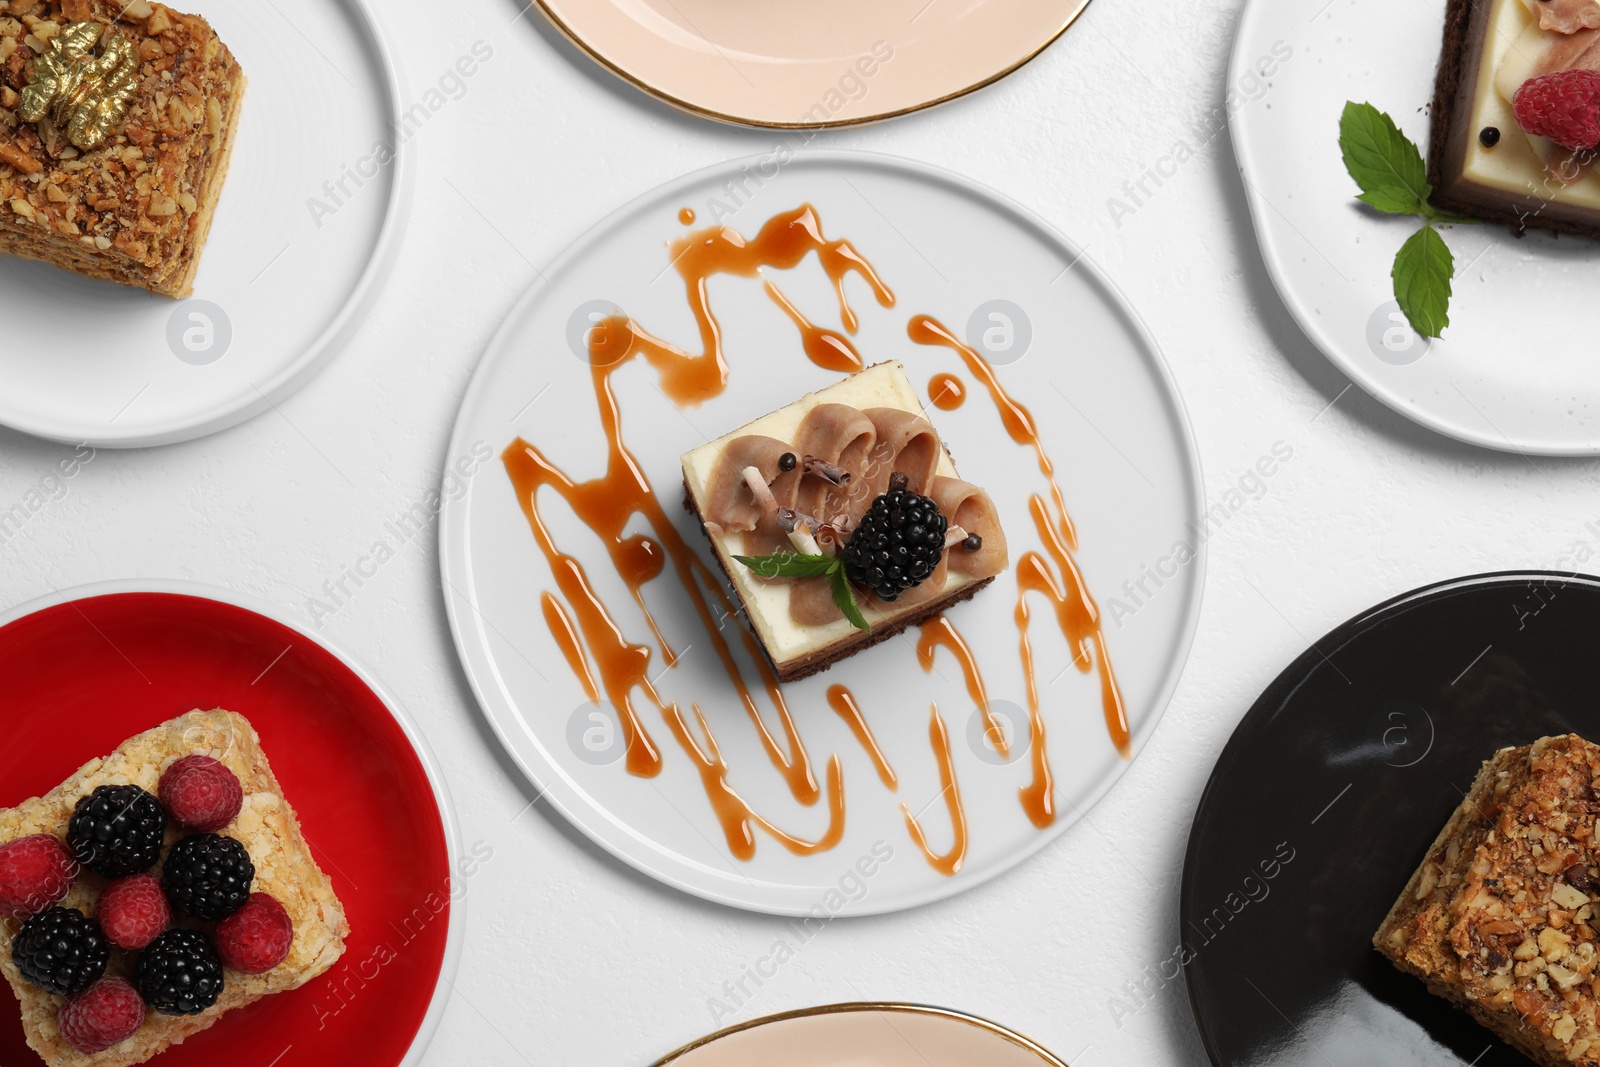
[0,587,454,1067]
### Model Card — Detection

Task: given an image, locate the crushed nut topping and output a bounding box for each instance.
[0,0,243,297]
[1377,735,1600,1067]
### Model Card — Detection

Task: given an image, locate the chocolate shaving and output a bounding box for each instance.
[776,507,823,535]
[802,454,853,488]
[741,466,778,514]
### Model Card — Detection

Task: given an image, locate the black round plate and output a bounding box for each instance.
[1182,571,1600,1065]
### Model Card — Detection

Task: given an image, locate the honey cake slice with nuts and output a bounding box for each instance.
[0,0,244,298]
[1374,734,1600,1067]
[0,710,349,1067]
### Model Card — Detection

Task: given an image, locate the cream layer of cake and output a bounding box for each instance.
[681,362,997,676]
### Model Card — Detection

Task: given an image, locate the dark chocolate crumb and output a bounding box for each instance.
[1479,126,1500,148]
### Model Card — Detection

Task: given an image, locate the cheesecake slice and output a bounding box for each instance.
[1430,0,1600,236]
[1374,735,1600,1067]
[681,362,1008,682]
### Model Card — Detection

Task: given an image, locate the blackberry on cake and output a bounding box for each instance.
[161,833,254,920]
[66,783,167,878]
[11,905,108,997]
[135,929,224,1016]
[843,474,950,602]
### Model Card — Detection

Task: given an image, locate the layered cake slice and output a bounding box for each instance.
[1430,0,1600,235]
[1374,734,1600,1067]
[681,361,1009,682]
[0,709,348,1067]
[0,0,245,297]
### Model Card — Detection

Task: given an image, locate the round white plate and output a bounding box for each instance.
[1231,0,1600,455]
[0,0,408,448]
[655,1003,1068,1066]
[441,150,1204,915]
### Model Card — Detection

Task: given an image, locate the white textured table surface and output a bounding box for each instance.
[4,0,1595,1063]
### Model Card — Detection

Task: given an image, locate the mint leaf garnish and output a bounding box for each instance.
[1338,101,1461,338]
[830,566,871,633]
[1393,224,1454,338]
[733,551,871,632]
[1340,102,1431,215]
[733,553,839,579]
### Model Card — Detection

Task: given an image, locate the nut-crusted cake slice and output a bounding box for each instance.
[1375,734,1600,1067]
[0,710,349,1067]
[0,0,245,297]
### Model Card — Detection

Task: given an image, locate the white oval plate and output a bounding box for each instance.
[1231,0,1600,455]
[440,150,1204,915]
[0,0,408,448]
[655,1003,1068,1066]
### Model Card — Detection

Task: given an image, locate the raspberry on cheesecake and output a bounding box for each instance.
[1430,0,1600,236]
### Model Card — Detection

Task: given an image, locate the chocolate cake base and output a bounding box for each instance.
[683,482,994,683]
[1428,0,1600,239]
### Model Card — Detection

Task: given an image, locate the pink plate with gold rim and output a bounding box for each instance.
[654,1003,1070,1065]
[440,150,1204,915]
[534,0,1093,128]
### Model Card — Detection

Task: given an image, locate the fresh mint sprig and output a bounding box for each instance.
[733,551,870,632]
[1339,101,1474,338]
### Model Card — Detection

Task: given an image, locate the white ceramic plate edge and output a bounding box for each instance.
[438,148,1208,916]
[0,578,463,1067]
[1227,0,1600,458]
[0,0,413,450]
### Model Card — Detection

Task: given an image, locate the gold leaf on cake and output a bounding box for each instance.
[19,21,139,152]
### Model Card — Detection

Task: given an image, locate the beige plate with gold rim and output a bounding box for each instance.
[535,0,1092,128]
[656,1003,1070,1065]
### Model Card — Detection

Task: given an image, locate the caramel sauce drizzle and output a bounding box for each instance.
[678,207,696,225]
[909,314,1132,831]
[666,702,846,860]
[908,316,1078,550]
[916,616,1007,759]
[542,592,599,704]
[504,204,904,855]
[827,685,897,790]
[928,372,966,411]
[503,205,1130,872]
[1023,497,1131,761]
[764,281,865,373]
[900,706,968,877]
[607,205,893,406]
